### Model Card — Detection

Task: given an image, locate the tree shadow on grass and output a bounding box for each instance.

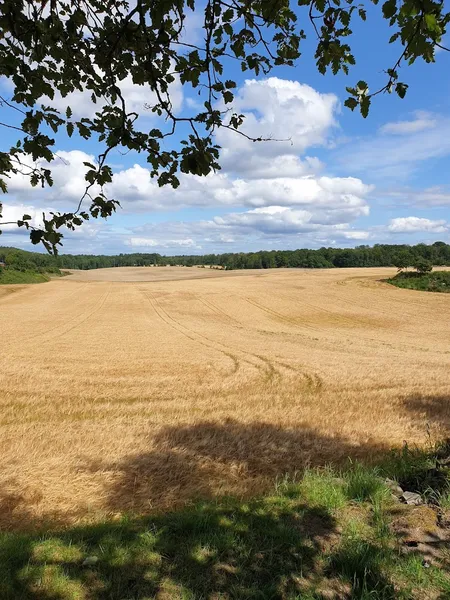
[0,496,339,599]
[102,419,389,516]
[1,420,443,599]
[402,393,450,432]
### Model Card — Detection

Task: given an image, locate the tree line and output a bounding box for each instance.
[1,242,450,272]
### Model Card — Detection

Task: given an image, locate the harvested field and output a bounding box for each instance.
[1,266,449,530]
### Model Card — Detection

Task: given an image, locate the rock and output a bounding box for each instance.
[401,491,422,505]
[82,556,99,567]
[385,478,404,496]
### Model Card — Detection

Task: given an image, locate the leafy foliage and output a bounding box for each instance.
[0,0,448,251]
[387,270,450,292]
[413,257,433,273]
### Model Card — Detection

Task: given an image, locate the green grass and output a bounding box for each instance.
[387,270,450,293]
[343,463,391,503]
[381,440,450,502]
[1,459,449,600]
[0,269,51,284]
[0,269,64,284]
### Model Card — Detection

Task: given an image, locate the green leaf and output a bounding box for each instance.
[360,95,371,118]
[67,122,74,137]
[425,14,438,32]
[344,97,358,110]
[30,230,43,245]
[382,0,397,19]
[395,82,408,98]
[223,91,234,104]
[66,106,72,119]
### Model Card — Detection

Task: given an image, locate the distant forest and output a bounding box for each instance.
[1,242,450,271]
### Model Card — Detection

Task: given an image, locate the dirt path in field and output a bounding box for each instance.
[1,267,449,529]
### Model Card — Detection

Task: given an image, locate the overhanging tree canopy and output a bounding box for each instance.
[0,0,448,253]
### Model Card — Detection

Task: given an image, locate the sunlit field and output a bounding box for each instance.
[1,267,449,530]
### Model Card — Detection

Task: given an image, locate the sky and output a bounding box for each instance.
[1,4,450,256]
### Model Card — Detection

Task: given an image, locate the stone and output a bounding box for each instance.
[385,478,404,496]
[401,491,422,505]
[82,556,99,567]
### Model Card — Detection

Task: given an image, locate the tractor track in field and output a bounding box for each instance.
[26,284,112,347]
[1,283,111,351]
[142,289,286,382]
[195,294,324,388]
[194,294,243,328]
[143,289,323,389]
[141,289,242,378]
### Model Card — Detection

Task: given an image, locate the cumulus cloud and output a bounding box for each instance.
[1,76,379,253]
[42,72,183,120]
[387,217,448,233]
[126,208,372,251]
[216,77,338,178]
[211,204,373,237]
[13,150,371,221]
[5,150,98,202]
[0,203,47,232]
[214,206,314,234]
[212,176,371,215]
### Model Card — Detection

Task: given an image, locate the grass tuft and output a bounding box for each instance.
[344,463,391,503]
[381,441,450,503]
[299,468,346,511]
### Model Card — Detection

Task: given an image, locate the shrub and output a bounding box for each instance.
[414,258,433,274]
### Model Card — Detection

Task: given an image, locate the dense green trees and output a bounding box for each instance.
[2,241,450,273]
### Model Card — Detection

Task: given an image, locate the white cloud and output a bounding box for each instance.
[123,210,373,253]
[380,111,437,135]
[386,186,450,207]
[212,176,371,217]
[41,72,183,120]
[0,203,47,231]
[104,165,372,220]
[339,113,450,179]
[340,230,371,240]
[127,236,201,249]
[216,77,338,178]
[214,206,314,234]
[387,216,448,233]
[1,77,379,253]
[6,150,100,207]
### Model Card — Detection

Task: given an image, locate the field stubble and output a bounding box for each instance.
[0,267,449,530]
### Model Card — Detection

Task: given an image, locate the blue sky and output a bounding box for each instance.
[1,4,449,256]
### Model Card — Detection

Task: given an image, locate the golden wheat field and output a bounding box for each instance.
[1,266,449,530]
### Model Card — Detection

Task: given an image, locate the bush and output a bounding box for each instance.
[414,258,433,274]
[387,270,450,293]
